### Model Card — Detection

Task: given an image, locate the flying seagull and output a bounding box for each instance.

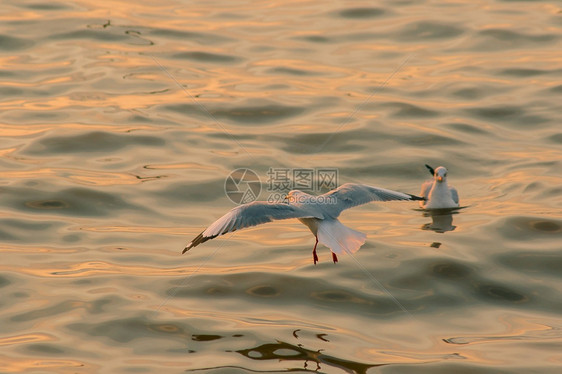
[183,183,424,264]
[420,164,459,209]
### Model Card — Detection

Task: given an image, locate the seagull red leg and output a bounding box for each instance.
[312,236,319,264]
[331,252,338,264]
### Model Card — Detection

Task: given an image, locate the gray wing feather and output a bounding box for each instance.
[321,183,423,217]
[450,186,459,205]
[183,202,322,252]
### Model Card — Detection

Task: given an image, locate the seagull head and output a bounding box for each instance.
[284,190,297,204]
[434,166,448,183]
[285,190,311,204]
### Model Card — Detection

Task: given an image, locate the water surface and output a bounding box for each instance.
[1,0,561,373]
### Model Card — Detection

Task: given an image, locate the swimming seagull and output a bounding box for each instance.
[420,165,459,209]
[183,183,424,264]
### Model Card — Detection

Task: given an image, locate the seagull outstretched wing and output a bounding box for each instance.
[183,201,322,253]
[321,183,423,217]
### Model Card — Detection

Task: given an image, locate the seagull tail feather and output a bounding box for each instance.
[317,220,367,255]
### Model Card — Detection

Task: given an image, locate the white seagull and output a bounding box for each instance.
[183,183,424,264]
[420,164,459,209]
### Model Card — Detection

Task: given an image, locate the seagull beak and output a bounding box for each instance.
[437,176,443,182]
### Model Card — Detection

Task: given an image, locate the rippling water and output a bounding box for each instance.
[1,0,561,372]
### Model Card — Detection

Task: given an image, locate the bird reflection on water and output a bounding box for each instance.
[237,339,381,373]
[184,332,381,373]
[421,208,461,234]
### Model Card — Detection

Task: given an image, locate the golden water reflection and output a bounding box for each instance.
[1,0,561,372]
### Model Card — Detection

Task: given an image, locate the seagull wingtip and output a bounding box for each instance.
[425,164,435,176]
[408,193,426,201]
